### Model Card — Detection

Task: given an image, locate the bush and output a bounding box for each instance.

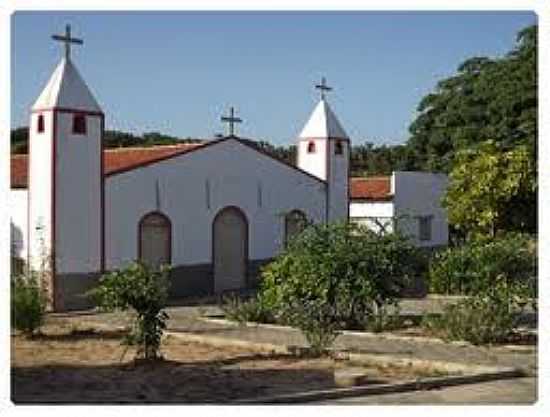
[11,272,47,336]
[88,261,170,361]
[259,222,423,353]
[422,278,529,345]
[220,295,273,325]
[429,233,537,296]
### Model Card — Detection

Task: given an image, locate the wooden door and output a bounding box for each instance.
[213,207,247,293]
[139,212,171,269]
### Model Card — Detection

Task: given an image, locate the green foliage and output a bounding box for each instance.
[220,295,273,325]
[11,272,47,336]
[429,234,537,296]
[422,278,529,345]
[443,141,536,237]
[88,261,170,361]
[11,127,28,154]
[259,222,423,353]
[407,25,537,173]
[350,142,417,176]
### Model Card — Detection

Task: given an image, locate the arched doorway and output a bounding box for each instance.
[285,209,308,246]
[213,206,248,293]
[138,211,171,269]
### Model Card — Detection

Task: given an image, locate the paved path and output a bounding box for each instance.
[51,298,537,405]
[319,377,537,404]
[56,301,537,375]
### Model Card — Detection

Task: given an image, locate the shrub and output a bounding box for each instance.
[11,272,47,336]
[220,294,273,325]
[259,222,422,353]
[428,233,537,296]
[88,261,170,361]
[422,278,529,345]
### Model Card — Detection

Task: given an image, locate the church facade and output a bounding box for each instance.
[10,27,352,310]
[10,26,449,311]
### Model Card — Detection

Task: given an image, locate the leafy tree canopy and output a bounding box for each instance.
[407,25,537,173]
[442,140,536,237]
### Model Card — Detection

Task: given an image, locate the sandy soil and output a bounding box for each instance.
[11,321,436,404]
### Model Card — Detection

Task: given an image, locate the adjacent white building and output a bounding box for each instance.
[9,26,448,310]
[349,172,449,247]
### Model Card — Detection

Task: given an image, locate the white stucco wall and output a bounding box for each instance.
[349,200,394,233]
[327,139,349,222]
[392,171,449,247]
[105,138,327,269]
[55,112,102,274]
[28,111,54,270]
[297,138,327,181]
[10,189,28,260]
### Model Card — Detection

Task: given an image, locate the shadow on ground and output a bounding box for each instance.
[12,354,339,404]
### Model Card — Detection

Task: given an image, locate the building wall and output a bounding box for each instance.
[105,139,327,276]
[392,171,449,247]
[55,112,102,274]
[326,139,349,222]
[28,111,54,270]
[349,200,394,233]
[296,138,327,182]
[10,189,28,260]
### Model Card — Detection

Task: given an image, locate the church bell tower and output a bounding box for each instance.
[28,25,104,310]
[297,78,350,223]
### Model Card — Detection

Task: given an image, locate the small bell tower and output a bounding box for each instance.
[297,78,350,223]
[28,25,104,310]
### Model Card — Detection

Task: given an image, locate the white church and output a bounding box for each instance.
[9,26,448,310]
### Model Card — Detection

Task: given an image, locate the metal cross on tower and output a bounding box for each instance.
[221,107,242,137]
[52,24,83,60]
[315,77,332,100]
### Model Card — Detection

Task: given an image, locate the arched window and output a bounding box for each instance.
[138,212,171,269]
[72,114,87,135]
[335,140,343,155]
[307,141,316,153]
[285,210,308,246]
[37,114,45,133]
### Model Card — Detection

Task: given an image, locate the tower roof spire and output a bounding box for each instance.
[52,24,83,60]
[32,24,101,112]
[315,76,332,100]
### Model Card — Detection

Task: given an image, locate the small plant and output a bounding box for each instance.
[220,294,272,325]
[11,271,47,336]
[88,261,170,361]
[281,299,342,357]
[422,278,528,345]
[362,302,404,333]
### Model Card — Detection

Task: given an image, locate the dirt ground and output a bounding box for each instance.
[11,321,442,404]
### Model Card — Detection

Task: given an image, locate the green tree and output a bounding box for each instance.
[442,140,536,237]
[407,25,537,173]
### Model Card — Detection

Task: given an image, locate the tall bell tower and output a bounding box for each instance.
[28,25,104,310]
[296,78,350,223]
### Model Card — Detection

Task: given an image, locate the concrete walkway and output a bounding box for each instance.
[60,301,537,375]
[319,377,537,404]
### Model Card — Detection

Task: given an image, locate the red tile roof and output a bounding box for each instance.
[349,176,392,201]
[10,143,203,188]
[11,145,391,202]
[11,155,28,189]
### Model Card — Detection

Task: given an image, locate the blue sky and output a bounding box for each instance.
[11,11,536,146]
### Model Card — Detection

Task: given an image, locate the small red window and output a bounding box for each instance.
[72,114,87,135]
[335,140,343,155]
[37,114,45,133]
[307,141,316,153]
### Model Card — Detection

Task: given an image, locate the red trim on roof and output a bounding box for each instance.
[349,176,393,201]
[31,107,104,117]
[10,136,328,188]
